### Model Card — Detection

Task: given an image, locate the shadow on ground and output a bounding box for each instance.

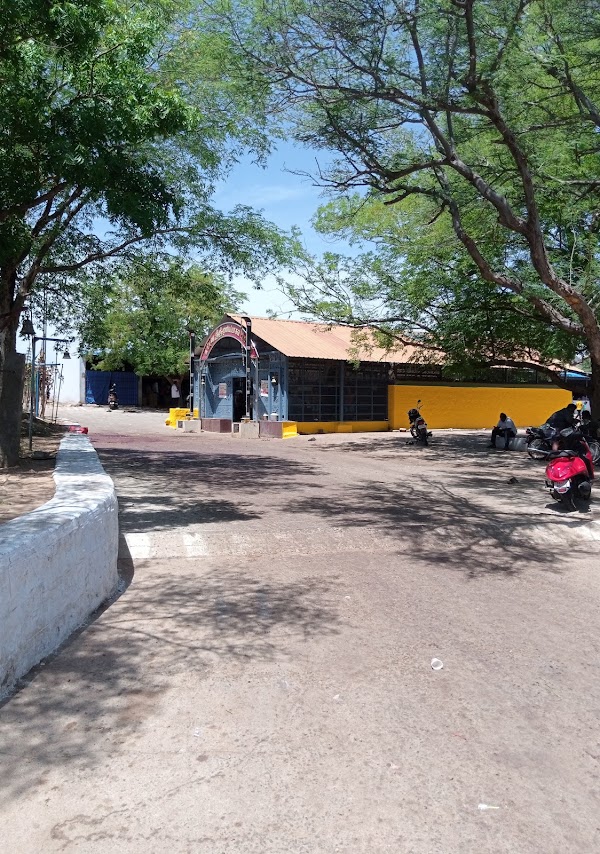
[309,430,529,463]
[283,474,594,577]
[98,437,595,576]
[94,448,322,532]
[0,554,341,805]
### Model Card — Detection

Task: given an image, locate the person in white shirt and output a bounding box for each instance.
[170,380,181,407]
[490,412,517,450]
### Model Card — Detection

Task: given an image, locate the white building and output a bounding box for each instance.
[17,323,85,406]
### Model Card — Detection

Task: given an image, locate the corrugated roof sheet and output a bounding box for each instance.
[229,315,427,363]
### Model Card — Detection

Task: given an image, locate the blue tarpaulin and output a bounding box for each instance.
[85,371,139,406]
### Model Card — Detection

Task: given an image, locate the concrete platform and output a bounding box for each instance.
[494,434,528,451]
[238,421,259,439]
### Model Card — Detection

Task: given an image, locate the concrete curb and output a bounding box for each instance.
[0,435,119,695]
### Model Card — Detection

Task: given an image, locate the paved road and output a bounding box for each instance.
[1,407,600,853]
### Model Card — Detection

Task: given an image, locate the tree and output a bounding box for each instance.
[77,258,244,376]
[0,0,286,465]
[223,0,600,411]
[282,193,582,384]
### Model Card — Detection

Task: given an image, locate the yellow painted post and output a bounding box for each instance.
[165,407,192,428]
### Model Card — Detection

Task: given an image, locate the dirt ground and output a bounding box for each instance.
[0,417,66,525]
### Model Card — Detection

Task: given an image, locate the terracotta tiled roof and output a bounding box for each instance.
[229,315,429,363]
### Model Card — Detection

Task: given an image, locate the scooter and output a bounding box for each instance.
[108,383,119,411]
[407,400,431,446]
[545,427,594,510]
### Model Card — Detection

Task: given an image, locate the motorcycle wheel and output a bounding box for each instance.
[527,437,548,460]
[419,431,429,446]
[560,489,577,511]
[588,440,600,465]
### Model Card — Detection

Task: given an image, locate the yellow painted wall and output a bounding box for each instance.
[388,384,572,430]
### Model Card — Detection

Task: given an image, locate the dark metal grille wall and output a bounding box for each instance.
[343,363,388,421]
[287,359,388,422]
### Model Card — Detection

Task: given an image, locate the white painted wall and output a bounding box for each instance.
[16,323,86,404]
[56,349,86,404]
[0,435,119,695]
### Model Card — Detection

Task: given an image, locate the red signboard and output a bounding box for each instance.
[200,322,258,361]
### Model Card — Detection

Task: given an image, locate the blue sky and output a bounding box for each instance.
[213,139,345,318]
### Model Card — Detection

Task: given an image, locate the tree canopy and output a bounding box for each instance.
[283,192,582,383]
[0,0,287,464]
[221,0,600,407]
[77,258,243,376]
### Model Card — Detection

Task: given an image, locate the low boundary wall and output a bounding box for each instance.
[259,420,299,439]
[0,435,119,695]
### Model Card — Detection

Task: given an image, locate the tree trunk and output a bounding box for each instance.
[0,326,25,468]
[589,360,600,421]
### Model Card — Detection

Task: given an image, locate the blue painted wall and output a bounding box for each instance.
[199,352,289,421]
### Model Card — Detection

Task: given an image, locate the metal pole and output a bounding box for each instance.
[189,332,195,416]
[254,356,259,423]
[53,367,64,424]
[241,316,252,419]
[28,336,68,449]
[28,336,36,451]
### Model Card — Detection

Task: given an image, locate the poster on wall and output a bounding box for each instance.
[218,382,227,399]
[260,380,269,398]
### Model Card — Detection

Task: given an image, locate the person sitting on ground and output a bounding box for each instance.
[546,402,577,431]
[490,413,517,450]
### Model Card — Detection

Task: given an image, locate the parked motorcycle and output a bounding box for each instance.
[579,421,600,466]
[526,423,557,459]
[545,427,594,510]
[587,438,600,466]
[528,418,600,465]
[108,383,119,411]
[408,400,431,446]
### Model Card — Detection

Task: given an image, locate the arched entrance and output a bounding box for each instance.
[198,320,259,424]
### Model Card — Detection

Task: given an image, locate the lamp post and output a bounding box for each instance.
[188,330,196,417]
[27,334,70,451]
[240,316,258,421]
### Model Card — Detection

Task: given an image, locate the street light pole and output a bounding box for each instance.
[188,330,196,416]
[28,335,70,451]
[241,316,253,420]
[28,336,37,452]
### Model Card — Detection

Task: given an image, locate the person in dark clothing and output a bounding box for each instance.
[556,425,595,479]
[547,403,577,431]
[580,410,600,441]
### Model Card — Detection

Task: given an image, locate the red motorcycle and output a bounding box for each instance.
[545,427,594,510]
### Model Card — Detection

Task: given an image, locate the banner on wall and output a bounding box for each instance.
[218,382,227,399]
[260,380,269,397]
